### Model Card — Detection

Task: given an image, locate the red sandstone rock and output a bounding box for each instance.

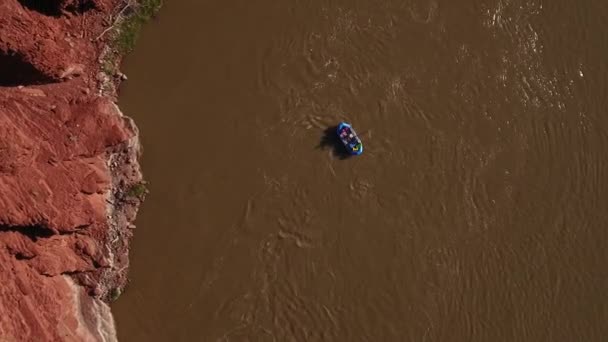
[0,0,143,340]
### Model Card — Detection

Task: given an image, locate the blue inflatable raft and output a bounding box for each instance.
[337,122,363,156]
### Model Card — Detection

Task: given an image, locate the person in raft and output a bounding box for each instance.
[340,127,348,137]
[340,127,355,141]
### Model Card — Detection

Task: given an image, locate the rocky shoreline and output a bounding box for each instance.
[0,0,151,340]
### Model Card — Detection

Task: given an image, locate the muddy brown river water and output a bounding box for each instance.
[112,0,608,340]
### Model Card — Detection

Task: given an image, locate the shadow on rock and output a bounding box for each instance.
[318,126,351,160]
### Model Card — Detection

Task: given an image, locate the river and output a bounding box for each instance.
[112,0,608,340]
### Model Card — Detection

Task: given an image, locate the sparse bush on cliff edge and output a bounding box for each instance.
[126,181,148,199]
[115,0,163,54]
[109,287,122,302]
[95,0,162,95]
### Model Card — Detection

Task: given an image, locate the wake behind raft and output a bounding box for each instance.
[337,122,363,156]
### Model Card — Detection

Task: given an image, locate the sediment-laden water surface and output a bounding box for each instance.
[113,0,608,340]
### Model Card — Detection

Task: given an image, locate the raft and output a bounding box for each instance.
[337,122,363,156]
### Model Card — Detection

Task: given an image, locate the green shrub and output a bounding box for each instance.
[126,182,147,198]
[109,287,121,302]
[114,0,163,54]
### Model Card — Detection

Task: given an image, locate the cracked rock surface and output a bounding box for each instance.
[0,0,143,340]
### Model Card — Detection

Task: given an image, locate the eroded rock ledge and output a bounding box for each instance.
[0,0,144,340]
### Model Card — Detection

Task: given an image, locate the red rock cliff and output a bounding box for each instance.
[0,0,143,340]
